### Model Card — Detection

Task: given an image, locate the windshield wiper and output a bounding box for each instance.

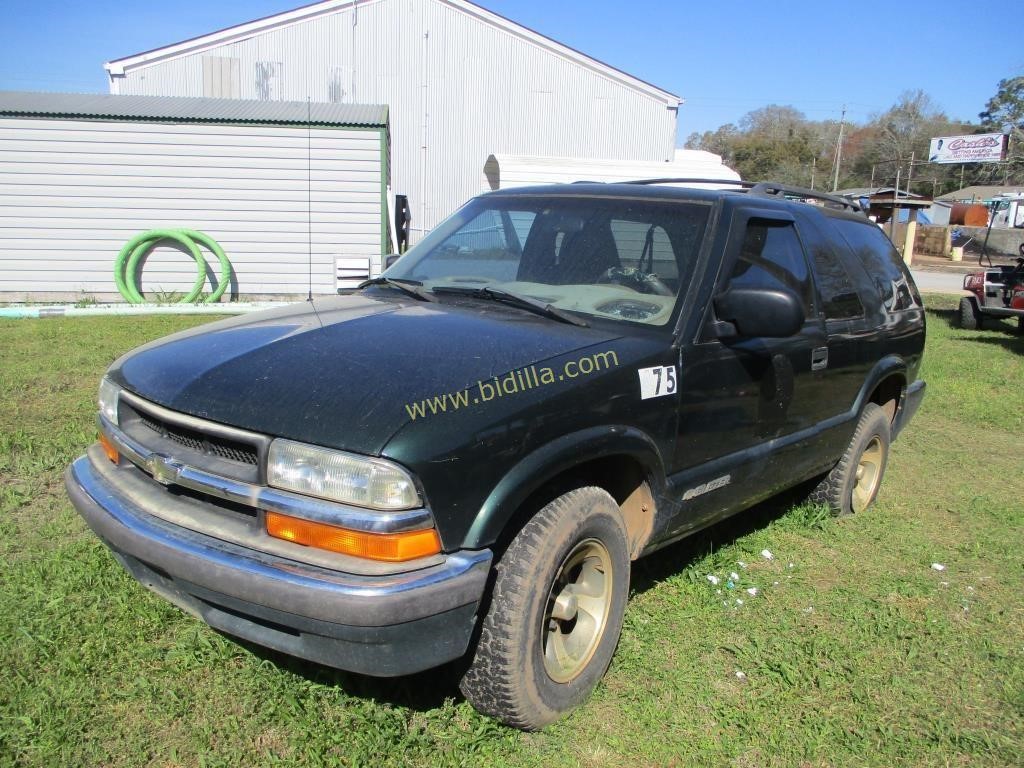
[358,277,436,302]
[431,286,588,327]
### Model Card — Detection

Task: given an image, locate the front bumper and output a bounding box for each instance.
[66,449,492,676]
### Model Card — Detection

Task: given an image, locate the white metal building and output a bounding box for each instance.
[0,91,389,301]
[105,0,683,237]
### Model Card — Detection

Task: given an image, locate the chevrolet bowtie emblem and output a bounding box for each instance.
[147,454,180,486]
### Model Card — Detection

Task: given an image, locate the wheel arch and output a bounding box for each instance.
[962,292,981,308]
[462,426,664,558]
[854,355,908,425]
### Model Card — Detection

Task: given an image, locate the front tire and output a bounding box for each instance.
[459,487,630,730]
[809,403,891,516]
[959,297,982,330]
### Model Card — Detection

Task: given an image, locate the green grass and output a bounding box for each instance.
[1,300,1022,767]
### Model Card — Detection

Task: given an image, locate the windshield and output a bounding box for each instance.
[384,195,711,325]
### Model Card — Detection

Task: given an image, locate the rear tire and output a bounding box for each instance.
[809,403,891,516]
[959,297,981,330]
[459,487,630,730]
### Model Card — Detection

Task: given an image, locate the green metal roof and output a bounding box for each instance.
[0,91,388,127]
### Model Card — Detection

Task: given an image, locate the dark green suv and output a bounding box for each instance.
[66,181,926,729]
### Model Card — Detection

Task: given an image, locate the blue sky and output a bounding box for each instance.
[2,0,1021,141]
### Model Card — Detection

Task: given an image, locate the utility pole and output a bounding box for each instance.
[831,105,846,192]
[810,156,816,189]
[890,166,901,241]
[906,151,914,197]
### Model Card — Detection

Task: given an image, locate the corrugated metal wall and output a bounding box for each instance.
[115,0,677,236]
[0,116,384,300]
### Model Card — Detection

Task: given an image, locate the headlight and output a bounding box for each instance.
[98,378,120,426]
[267,439,420,510]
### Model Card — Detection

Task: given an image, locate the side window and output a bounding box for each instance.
[832,219,917,311]
[610,220,678,282]
[809,245,864,319]
[727,220,813,311]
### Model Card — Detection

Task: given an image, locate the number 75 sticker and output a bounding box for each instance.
[638,365,677,400]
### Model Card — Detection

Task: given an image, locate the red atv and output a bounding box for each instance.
[959,253,1024,332]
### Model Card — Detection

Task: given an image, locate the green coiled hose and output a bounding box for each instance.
[114,229,232,304]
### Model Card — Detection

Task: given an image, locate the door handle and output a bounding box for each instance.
[811,346,829,371]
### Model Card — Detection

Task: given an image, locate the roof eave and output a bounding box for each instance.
[0,91,389,128]
[106,0,357,73]
[105,0,680,105]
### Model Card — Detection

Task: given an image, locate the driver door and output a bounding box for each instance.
[666,209,827,535]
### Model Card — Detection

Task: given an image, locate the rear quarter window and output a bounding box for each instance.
[830,218,918,312]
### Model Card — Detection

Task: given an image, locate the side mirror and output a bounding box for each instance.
[713,287,804,339]
[383,253,401,270]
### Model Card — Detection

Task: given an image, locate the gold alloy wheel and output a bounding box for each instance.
[852,436,884,513]
[542,538,613,683]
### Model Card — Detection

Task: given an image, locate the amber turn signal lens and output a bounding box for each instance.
[265,512,441,562]
[99,433,119,464]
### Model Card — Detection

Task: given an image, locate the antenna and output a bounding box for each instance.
[306,96,313,302]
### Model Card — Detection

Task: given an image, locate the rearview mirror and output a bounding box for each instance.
[383,253,401,270]
[713,288,804,339]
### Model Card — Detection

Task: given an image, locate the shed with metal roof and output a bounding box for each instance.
[935,184,1024,202]
[0,90,390,301]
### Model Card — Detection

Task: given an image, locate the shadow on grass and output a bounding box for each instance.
[629,485,807,595]
[231,635,472,712]
[929,305,1023,350]
[928,307,958,329]
[227,487,808,714]
[968,333,1024,355]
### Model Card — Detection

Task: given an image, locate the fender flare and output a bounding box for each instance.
[851,354,908,417]
[462,425,665,550]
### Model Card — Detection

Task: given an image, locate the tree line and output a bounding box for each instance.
[684,76,1024,196]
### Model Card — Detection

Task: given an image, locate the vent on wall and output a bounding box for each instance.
[202,57,240,98]
[336,256,371,291]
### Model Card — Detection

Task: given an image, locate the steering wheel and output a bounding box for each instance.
[1009,257,1024,284]
[597,267,674,296]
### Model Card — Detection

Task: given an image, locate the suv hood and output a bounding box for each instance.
[109,293,623,455]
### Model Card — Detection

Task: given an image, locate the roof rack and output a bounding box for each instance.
[625,177,753,188]
[624,178,865,215]
[746,182,863,213]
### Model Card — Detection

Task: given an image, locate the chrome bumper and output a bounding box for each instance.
[66,449,492,675]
